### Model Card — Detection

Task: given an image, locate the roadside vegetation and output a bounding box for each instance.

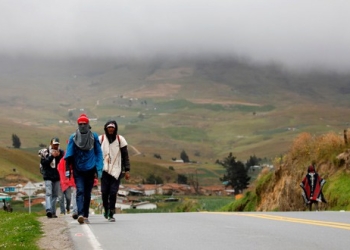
[0,210,42,250]
[222,131,350,211]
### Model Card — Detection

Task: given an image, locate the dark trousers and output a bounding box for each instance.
[73,168,95,218]
[101,171,120,212]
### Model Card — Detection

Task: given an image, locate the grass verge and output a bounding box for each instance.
[0,211,42,250]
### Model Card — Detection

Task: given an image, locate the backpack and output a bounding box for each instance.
[38,148,49,175]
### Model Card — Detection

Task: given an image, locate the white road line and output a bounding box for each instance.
[81,224,103,250]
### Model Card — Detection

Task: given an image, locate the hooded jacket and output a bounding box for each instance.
[99,120,130,179]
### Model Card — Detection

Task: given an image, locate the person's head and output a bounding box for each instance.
[307,164,315,173]
[77,114,90,134]
[51,137,60,150]
[104,120,118,136]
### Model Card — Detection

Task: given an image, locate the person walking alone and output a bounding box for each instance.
[99,120,130,222]
[39,137,64,218]
[300,163,327,211]
[65,114,103,224]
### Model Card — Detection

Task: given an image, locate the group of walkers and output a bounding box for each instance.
[40,113,327,220]
[39,114,130,224]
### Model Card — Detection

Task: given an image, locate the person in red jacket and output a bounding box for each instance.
[57,155,76,218]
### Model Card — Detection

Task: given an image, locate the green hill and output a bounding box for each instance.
[1,56,350,186]
[0,147,41,184]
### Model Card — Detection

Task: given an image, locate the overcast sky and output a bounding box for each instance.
[1,0,349,71]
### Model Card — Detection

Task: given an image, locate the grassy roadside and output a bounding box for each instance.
[0,211,42,249]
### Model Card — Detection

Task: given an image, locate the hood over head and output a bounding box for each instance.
[104,120,118,143]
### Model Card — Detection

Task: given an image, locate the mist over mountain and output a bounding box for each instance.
[1,1,350,73]
[1,54,349,105]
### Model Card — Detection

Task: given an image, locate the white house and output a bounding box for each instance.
[132,201,157,210]
[0,192,11,202]
[115,202,132,210]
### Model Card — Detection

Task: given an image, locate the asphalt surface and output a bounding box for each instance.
[65,211,350,250]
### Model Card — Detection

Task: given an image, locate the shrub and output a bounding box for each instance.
[287,132,346,164]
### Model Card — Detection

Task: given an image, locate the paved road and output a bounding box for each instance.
[65,211,350,250]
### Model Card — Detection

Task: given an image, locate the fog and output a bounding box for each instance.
[1,0,350,72]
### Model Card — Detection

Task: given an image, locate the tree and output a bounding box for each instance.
[246,155,260,169]
[153,153,162,159]
[219,152,251,195]
[188,169,200,194]
[12,134,21,148]
[145,174,163,184]
[180,150,190,163]
[177,174,188,184]
[245,155,261,171]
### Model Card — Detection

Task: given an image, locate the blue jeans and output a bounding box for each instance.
[73,168,95,218]
[45,180,60,215]
[71,187,77,214]
[59,186,72,214]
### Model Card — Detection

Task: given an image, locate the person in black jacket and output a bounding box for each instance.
[39,137,64,218]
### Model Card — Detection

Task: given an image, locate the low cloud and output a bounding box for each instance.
[1,0,349,72]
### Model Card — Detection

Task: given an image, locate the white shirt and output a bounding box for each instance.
[99,134,127,179]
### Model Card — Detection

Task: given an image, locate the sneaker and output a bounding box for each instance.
[52,215,58,218]
[84,217,90,224]
[66,210,70,214]
[78,215,85,224]
[103,210,109,219]
[72,213,78,220]
[46,210,52,218]
[108,209,115,222]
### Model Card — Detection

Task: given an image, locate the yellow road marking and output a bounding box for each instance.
[205,212,350,230]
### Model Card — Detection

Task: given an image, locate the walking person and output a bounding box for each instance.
[99,120,130,222]
[57,155,74,215]
[58,153,98,220]
[58,183,72,215]
[39,137,64,218]
[65,114,103,224]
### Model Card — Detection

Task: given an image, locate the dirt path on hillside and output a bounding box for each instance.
[129,145,141,155]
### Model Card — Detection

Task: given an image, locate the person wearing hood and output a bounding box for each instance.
[300,163,327,211]
[65,114,103,224]
[39,137,64,218]
[99,120,130,222]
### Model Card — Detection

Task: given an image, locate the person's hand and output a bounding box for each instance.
[125,171,130,180]
[65,171,70,178]
[51,150,59,157]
